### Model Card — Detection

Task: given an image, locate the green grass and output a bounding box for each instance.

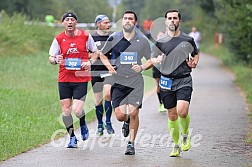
[201,42,252,143]
[0,53,97,161]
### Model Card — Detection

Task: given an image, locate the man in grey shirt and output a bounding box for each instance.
[151,9,199,157]
[100,11,152,155]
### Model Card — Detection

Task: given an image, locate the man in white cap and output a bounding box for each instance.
[90,15,115,136]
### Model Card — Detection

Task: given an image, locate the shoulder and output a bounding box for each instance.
[79,29,89,37]
[180,32,195,42]
[55,31,65,39]
[135,32,149,43]
[91,31,99,37]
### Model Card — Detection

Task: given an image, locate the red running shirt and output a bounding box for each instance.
[50,30,96,82]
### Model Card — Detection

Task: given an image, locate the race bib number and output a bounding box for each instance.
[159,76,173,90]
[65,58,81,70]
[120,52,137,64]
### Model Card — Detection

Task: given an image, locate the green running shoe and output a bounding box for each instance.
[159,104,166,112]
[170,145,180,157]
[181,134,191,151]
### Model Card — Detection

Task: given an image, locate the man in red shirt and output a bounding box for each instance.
[49,12,114,148]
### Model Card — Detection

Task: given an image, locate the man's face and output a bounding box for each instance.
[62,17,77,31]
[122,13,137,33]
[165,12,180,32]
[97,19,111,33]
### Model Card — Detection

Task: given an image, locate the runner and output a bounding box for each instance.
[48,12,115,148]
[100,11,152,155]
[91,15,115,136]
[151,9,199,157]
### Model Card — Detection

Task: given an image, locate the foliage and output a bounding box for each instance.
[0,11,55,56]
[0,0,113,22]
[198,0,252,64]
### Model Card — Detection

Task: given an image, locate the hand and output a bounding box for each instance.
[131,63,142,73]
[108,67,117,74]
[156,54,165,64]
[187,54,197,68]
[81,61,91,71]
[55,54,63,64]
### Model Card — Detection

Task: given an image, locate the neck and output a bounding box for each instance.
[167,28,181,37]
[123,30,135,41]
[65,29,78,37]
[97,29,108,36]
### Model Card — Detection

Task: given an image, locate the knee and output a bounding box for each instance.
[116,114,125,122]
[178,113,188,118]
[168,109,178,121]
[71,106,83,117]
[115,109,126,122]
[62,107,71,116]
[129,111,138,119]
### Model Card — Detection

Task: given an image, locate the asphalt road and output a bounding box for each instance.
[0,53,251,167]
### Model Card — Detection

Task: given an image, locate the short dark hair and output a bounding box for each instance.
[165,9,181,20]
[123,10,138,21]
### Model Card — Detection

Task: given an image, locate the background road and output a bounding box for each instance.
[0,53,251,167]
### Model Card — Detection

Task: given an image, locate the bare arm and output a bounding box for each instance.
[99,51,117,74]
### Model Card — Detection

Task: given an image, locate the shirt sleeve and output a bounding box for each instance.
[190,38,199,56]
[49,38,60,56]
[143,39,151,60]
[86,34,97,52]
[151,42,163,58]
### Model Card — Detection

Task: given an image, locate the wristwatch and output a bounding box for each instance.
[89,59,94,65]
[53,56,57,64]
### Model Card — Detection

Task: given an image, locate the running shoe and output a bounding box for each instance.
[67,136,77,148]
[122,116,130,137]
[96,124,104,136]
[125,143,135,155]
[105,122,115,134]
[181,134,191,151]
[80,124,89,141]
[170,145,180,157]
[159,103,166,112]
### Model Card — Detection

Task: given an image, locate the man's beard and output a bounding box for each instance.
[168,23,178,32]
[123,24,135,32]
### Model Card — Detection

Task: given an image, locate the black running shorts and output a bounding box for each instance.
[152,66,161,78]
[91,76,114,93]
[111,82,143,109]
[160,86,193,109]
[58,82,88,101]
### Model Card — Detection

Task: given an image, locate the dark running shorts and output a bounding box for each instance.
[152,66,161,78]
[91,76,113,93]
[160,86,193,109]
[111,83,143,109]
[58,82,88,101]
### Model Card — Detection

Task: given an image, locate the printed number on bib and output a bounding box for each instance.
[120,52,137,64]
[159,76,173,90]
[65,58,81,70]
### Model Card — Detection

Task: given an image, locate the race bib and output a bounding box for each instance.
[159,76,173,90]
[65,58,81,70]
[120,52,137,64]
